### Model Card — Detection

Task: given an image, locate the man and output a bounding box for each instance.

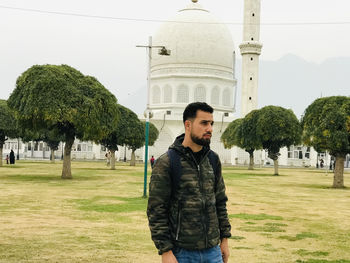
[147,102,231,263]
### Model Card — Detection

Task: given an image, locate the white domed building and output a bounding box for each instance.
[146,0,237,163]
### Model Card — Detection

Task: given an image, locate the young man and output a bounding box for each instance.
[147,102,231,263]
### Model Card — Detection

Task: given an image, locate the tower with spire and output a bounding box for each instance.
[239,0,262,116]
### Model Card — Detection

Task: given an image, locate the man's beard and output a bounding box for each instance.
[190,132,211,147]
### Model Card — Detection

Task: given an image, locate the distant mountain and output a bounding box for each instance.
[122,54,350,118]
[257,54,350,118]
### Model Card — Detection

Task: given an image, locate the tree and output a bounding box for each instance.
[42,129,65,163]
[8,64,119,179]
[222,111,263,170]
[128,120,144,166]
[125,120,159,166]
[147,122,160,147]
[257,106,302,175]
[137,121,159,166]
[99,104,139,170]
[302,96,350,188]
[221,118,246,165]
[99,105,160,168]
[0,100,17,167]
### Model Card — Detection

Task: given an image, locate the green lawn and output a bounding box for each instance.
[0,161,349,263]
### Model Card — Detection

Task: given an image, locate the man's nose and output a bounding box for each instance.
[207,124,213,132]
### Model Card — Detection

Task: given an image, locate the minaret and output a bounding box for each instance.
[239,0,262,116]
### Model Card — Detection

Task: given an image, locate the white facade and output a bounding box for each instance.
[3,138,350,170]
[1,139,108,161]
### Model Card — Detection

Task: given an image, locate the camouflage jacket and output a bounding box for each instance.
[147,134,231,255]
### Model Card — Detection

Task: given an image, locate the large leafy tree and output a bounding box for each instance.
[221,118,243,148]
[148,122,159,148]
[302,96,350,188]
[240,110,263,169]
[221,119,245,164]
[128,120,144,166]
[222,110,263,170]
[42,129,65,163]
[0,100,18,167]
[257,106,302,175]
[126,121,159,166]
[8,64,119,179]
[99,104,139,170]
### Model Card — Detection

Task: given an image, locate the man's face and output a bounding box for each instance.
[187,110,214,147]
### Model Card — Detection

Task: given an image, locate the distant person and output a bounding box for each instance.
[106,151,111,166]
[9,149,15,164]
[320,158,324,168]
[150,155,155,168]
[5,155,9,164]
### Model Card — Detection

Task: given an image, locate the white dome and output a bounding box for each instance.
[148,1,237,118]
[151,1,235,72]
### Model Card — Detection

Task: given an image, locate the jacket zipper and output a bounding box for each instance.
[189,151,210,247]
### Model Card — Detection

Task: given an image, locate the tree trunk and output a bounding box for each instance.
[0,145,3,167]
[130,149,136,166]
[273,159,279,176]
[248,151,254,170]
[333,156,345,188]
[110,150,116,170]
[51,149,55,163]
[61,137,74,179]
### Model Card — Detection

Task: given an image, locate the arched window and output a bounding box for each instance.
[194,85,206,102]
[211,86,220,105]
[152,86,161,104]
[163,85,172,103]
[222,88,231,106]
[176,85,189,103]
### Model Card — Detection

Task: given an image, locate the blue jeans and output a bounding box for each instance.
[173,245,223,263]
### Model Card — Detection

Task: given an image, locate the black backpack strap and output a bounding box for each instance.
[208,150,219,192]
[167,149,182,192]
[208,150,218,177]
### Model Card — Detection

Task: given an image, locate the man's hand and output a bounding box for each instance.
[162,250,178,263]
[220,238,230,263]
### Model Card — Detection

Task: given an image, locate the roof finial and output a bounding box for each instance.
[192,0,198,3]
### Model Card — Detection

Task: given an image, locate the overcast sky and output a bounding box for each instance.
[1,0,349,114]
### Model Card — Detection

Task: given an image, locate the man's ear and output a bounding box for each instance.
[184,120,191,130]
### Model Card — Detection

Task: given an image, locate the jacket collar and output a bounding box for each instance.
[169,133,210,156]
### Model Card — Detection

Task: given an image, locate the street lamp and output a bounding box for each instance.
[137,36,170,198]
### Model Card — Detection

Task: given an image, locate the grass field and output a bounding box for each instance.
[0,161,349,263]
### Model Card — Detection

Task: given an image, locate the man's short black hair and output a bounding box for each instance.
[183,102,214,123]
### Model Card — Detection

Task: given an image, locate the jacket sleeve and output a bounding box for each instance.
[214,157,232,239]
[147,154,174,255]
